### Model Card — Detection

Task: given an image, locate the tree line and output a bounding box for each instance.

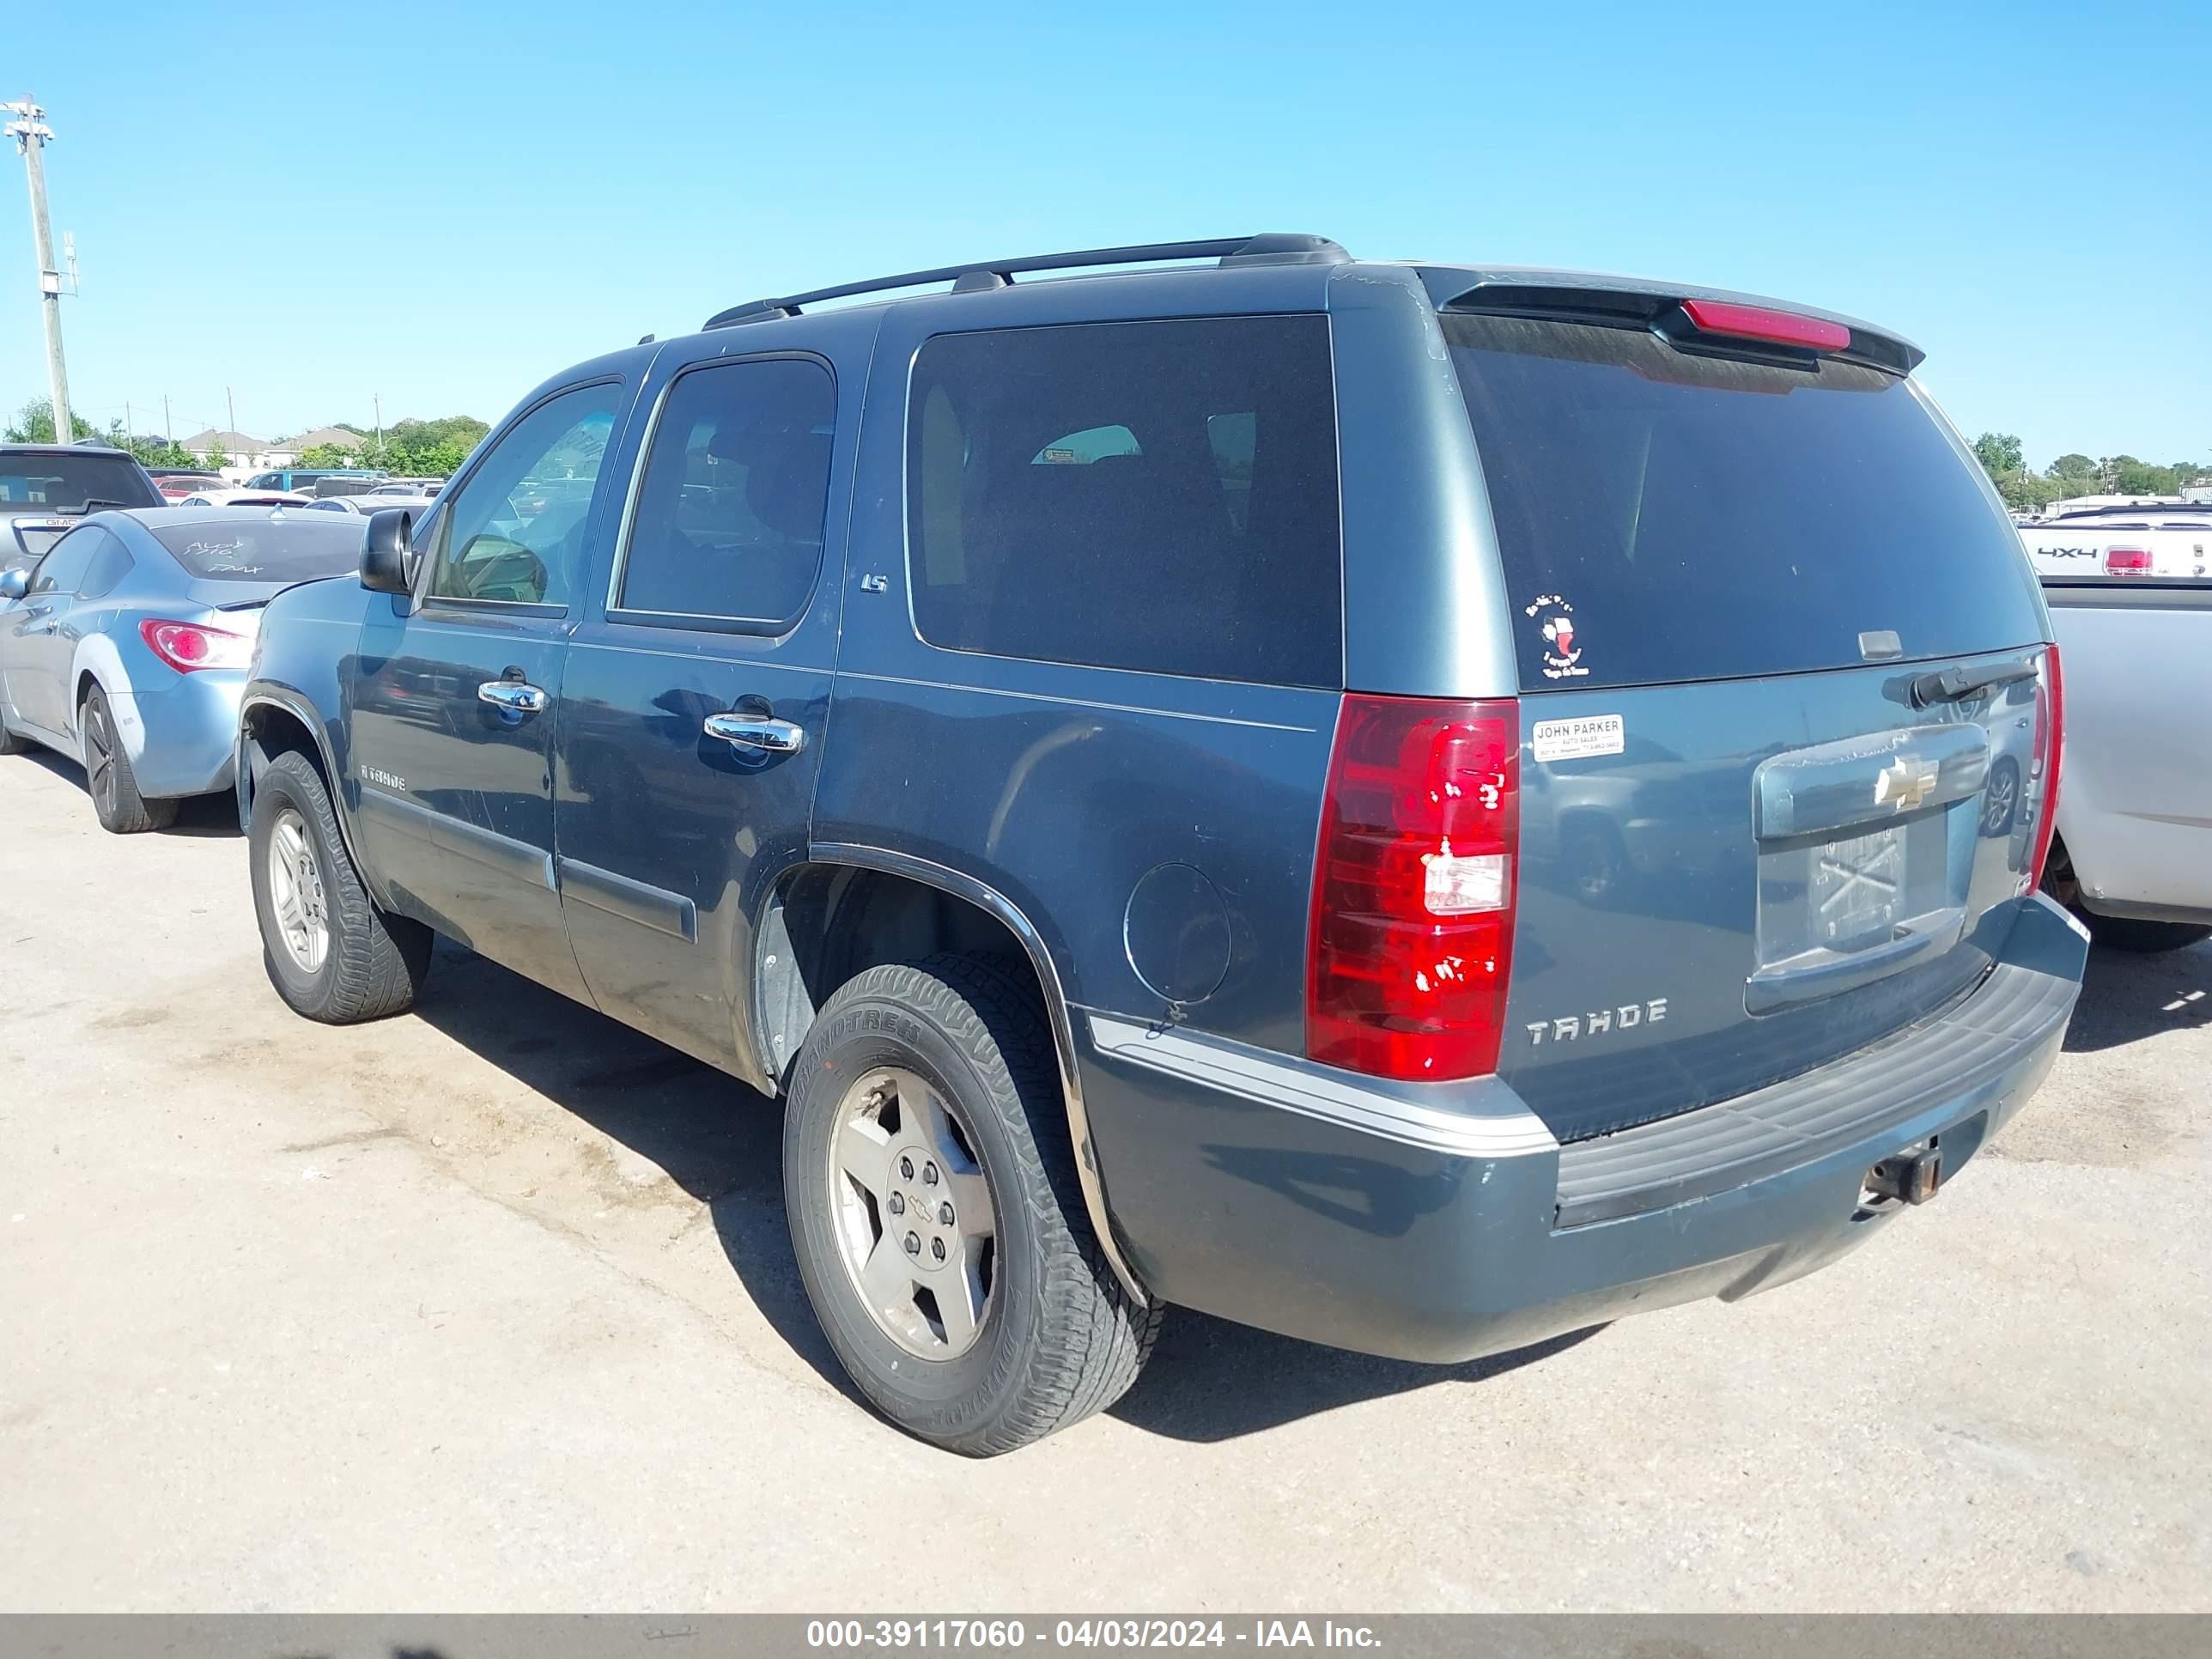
[5,398,487,478]
[1971,433,2209,512]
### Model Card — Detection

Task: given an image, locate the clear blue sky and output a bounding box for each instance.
[6,0,2207,467]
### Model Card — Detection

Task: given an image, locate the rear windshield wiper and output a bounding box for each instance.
[1910,658,2037,708]
[70,498,132,514]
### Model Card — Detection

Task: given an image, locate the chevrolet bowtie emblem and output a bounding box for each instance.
[1874,755,1940,812]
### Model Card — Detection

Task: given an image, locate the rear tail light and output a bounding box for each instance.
[2025,645,2063,892]
[1309,695,1519,1081]
[1680,298,1851,353]
[2103,546,2153,574]
[138,618,252,673]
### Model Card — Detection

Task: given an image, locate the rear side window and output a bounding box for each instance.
[907,316,1341,686]
[617,356,836,625]
[1442,315,2046,690]
[76,528,134,599]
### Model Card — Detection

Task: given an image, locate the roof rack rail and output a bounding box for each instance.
[702,233,1347,330]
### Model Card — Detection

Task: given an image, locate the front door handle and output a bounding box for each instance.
[703,713,806,754]
[477,679,549,714]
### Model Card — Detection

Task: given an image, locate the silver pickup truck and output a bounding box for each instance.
[2041,574,2212,951]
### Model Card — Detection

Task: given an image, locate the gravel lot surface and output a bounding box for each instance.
[2,751,2206,1611]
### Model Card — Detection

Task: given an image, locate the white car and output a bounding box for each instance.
[177,489,314,508]
[2020,502,2211,580]
[303,494,438,515]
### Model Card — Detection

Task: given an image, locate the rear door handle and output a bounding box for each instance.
[477,679,549,714]
[702,713,805,754]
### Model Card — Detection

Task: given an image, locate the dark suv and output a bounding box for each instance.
[237,234,2086,1454]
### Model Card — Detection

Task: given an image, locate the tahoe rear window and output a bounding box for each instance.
[907,315,1342,686]
[1443,314,2046,691]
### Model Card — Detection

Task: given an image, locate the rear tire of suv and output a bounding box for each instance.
[782,953,1159,1455]
[249,750,433,1022]
[82,684,177,834]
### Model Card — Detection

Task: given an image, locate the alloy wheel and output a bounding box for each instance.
[826,1066,998,1360]
[267,807,331,973]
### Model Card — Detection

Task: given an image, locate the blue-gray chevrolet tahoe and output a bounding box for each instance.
[236,234,2087,1454]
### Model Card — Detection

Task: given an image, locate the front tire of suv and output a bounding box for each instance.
[782,953,1159,1455]
[249,750,433,1022]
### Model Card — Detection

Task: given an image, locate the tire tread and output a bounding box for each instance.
[253,750,431,1022]
[799,952,1158,1455]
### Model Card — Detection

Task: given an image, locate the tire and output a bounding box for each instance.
[81,683,176,833]
[783,953,1159,1455]
[248,750,433,1022]
[2042,844,2211,953]
[2082,915,2212,955]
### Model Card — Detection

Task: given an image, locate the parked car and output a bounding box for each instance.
[2040,572,2212,951]
[3,442,166,567]
[150,471,230,501]
[243,467,382,494]
[178,489,314,507]
[0,507,366,831]
[304,494,437,516]
[2020,502,2212,580]
[237,234,2087,1454]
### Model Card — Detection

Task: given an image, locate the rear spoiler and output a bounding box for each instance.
[1422,268,1924,376]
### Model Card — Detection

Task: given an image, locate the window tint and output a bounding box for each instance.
[1442,314,2048,690]
[907,316,1341,686]
[0,454,161,512]
[425,381,622,606]
[617,357,835,623]
[76,528,134,599]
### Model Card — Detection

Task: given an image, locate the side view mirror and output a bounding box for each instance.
[360,509,415,595]
[0,568,28,603]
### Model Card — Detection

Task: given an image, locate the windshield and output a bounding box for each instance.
[0,454,162,514]
[1443,313,2047,690]
[149,516,365,582]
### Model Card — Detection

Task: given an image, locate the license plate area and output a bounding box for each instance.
[1747,811,1968,1014]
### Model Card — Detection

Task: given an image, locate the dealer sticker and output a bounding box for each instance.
[1530,714,1625,763]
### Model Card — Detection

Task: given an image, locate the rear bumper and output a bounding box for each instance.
[1078,894,2087,1363]
[124,672,246,799]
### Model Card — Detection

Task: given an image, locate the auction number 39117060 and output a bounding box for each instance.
[805,1620,1384,1650]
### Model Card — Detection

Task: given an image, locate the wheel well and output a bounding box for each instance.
[75,669,100,718]
[238,702,329,818]
[757,864,1053,1089]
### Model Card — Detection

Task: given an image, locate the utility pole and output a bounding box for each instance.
[373,392,382,453]
[162,394,172,443]
[226,386,236,442]
[4,96,71,444]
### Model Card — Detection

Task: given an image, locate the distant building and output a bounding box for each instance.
[177,428,293,481]
[279,426,368,455]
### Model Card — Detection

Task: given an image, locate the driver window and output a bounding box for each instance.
[425,382,622,606]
